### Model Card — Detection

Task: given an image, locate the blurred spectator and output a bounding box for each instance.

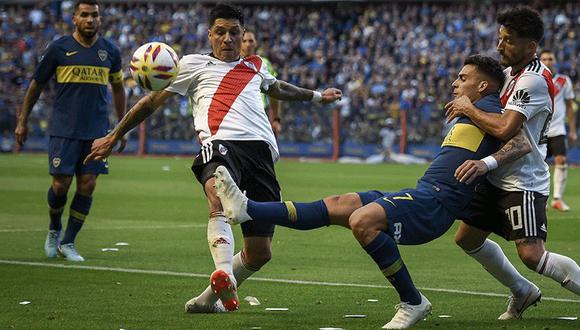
[1,1,579,147]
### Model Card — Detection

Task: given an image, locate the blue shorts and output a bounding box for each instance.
[48,136,108,176]
[358,187,455,245]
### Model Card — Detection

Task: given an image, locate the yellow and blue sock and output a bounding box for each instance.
[363,231,421,305]
[47,187,67,231]
[61,194,92,244]
[247,200,329,230]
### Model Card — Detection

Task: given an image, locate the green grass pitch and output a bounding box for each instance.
[1,153,578,329]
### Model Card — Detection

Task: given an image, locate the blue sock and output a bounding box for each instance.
[61,194,92,244]
[363,231,421,305]
[47,187,67,231]
[247,200,330,230]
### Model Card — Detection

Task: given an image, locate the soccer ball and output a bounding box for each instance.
[129,42,179,91]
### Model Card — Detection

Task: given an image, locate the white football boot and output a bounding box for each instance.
[44,230,61,258]
[58,243,85,262]
[383,292,432,329]
[184,296,226,313]
[498,282,541,320]
[214,166,252,225]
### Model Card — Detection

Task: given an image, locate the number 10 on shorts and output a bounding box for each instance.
[504,206,523,230]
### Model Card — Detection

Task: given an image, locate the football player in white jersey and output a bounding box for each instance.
[446,6,580,319]
[85,3,341,313]
[540,50,576,212]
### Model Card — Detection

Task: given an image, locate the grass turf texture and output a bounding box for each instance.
[1,153,578,329]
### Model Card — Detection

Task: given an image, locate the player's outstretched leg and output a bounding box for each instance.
[498,282,541,320]
[215,166,332,229]
[210,269,239,311]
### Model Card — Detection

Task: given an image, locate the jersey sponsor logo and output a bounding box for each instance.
[52,157,61,168]
[98,49,108,62]
[56,65,110,85]
[65,51,78,57]
[393,222,402,243]
[509,89,531,109]
[218,144,228,155]
[441,123,485,152]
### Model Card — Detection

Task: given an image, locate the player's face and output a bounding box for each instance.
[540,52,556,74]
[496,26,533,67]
[241,32,257,57]
[451,64,483,102]
[73,4,101,39]
[208,19,243,62]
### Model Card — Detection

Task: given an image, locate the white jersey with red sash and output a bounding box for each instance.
[166,54,279,161]
[487,58,555,195]
[546,73,575,137]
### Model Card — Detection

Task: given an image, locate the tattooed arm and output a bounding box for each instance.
[84,90,176,163]
[455,129,532,184]
[266,80,342,103]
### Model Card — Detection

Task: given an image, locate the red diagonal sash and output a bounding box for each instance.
[208,56,263,135]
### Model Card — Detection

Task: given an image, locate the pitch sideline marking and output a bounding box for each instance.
[1,259,578,303]
[0,224,205,233]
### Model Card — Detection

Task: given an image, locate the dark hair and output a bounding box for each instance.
[497,7,544,42]
[539,49,553,56]
[74,0,99,12]
[464,55,506,91]
[209,3,244,27]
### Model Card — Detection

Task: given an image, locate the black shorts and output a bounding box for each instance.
[547,135,567,158]
[192,140,281,237]
[462,180,548,241]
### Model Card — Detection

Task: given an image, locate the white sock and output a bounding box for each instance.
[232,250,260,287]
[553,164,567,200]
[465,239,530,295]
[207,213,235,276]
[193,251,259,306]
[536,251,580,295]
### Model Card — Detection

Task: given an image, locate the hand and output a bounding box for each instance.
[271,120,282,134]
[455,159,489,184]
[14,122,28,147]
[320,88,342,104]
[84,135,117,164]
[445,95,474,123]
[569,130,577,145]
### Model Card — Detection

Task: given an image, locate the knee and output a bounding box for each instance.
[518,251,542,271]
[52,178,71,196]
[77,177,97,196]
[349,211,377,244]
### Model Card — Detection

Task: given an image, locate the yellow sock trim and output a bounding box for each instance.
[69,209,87,222]
[381,259,403,277]
[285,201,298,222]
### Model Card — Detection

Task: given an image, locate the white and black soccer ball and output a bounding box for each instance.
[129,42,179,91]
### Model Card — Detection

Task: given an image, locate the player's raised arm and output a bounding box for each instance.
[455,129,532,184]
[84,90,175,163]
[266,80,342,104]
[15,79,45,147]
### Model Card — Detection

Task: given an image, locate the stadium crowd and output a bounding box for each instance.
[1,1,579,147]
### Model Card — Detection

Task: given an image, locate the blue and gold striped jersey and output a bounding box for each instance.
[419,93,502,218]
[34,35,122,139]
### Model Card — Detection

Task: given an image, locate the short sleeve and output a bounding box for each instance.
[504,73,550,119]
[564,76,575,100]
[109,45,123,84]
[33,42,58,84]
[165,55,197,96]
[258,56,277,91]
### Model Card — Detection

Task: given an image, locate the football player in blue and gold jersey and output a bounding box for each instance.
[215,55,535,328]
[15,0,126,262]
